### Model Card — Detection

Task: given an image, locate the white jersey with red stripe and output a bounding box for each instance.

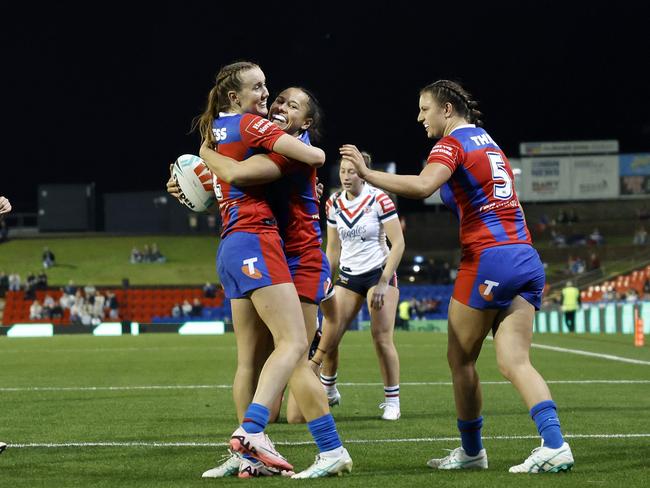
[325,184,398,275]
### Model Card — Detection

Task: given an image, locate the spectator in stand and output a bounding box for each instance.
[105,291,119,319]
[181,300,192,316]
[561,281,580,333]
[42,294,56,318]
[130,246,142,264]
[64,280,77,296]
[84,284,96,299]
[633,226,648,246]
[151,243,166,263]
[566,209,579,224]
[92,290,105,319]
[191,298,203,317]
[602,286,616,302]
[37,271,48,289]
[24,274,37,300]
[637,205,650,221]
[0,271,8,295]
[29,300,43,320]
[142,244,152,263]
[588,252,601,272]
[73,289,85,309]
[588,228,604,246]
[556,209,568,224]
[8,273,21,291]
[171,303,181,318]
[643,279,650,300]
[203,282,217,298]
[551,230,566,247]
[42,247,56,268]
[626,289,639,303]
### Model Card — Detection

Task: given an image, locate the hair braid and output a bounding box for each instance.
[193,61,259,145]
[422,80,484,127]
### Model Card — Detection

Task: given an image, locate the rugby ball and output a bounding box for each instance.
[172,154,216,212]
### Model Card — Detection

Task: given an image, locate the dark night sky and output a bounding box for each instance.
[3,1,649,212]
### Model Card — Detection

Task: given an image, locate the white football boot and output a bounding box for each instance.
[509,442,574,473]
[0,442,6,454]
[291,446,353,479]
[379,402,401,420]
[229,427,293,471]
[238,456,294,478]
[327,387,341,407]
[427,447,488,470]
[201,450,240,478]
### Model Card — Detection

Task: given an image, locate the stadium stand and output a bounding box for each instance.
[2,287,225,325]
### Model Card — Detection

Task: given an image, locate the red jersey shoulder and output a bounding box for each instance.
[426,135,464,172]
[240,113,285,150]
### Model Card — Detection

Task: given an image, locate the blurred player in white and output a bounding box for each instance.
[312,155,405,420]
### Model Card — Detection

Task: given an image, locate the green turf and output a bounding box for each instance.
[0,235,221,286]
[1,331,649,486]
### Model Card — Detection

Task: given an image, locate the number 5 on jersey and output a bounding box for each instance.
[487,152,513,200]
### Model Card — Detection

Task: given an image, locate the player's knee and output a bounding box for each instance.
[496,355,527,381]
[286,410,306,424]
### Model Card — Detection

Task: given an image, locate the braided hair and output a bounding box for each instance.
[420,80,483,127]
[195,61,259,144]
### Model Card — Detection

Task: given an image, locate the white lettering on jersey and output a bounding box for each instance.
[212,127,227,142]
[470,134,495,146]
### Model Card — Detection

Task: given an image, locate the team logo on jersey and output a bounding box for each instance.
[241,257,262,279]
[478,279,500,301]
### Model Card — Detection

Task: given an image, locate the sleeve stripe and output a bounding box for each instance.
[379,210,398,221]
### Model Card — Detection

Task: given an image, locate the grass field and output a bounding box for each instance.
[1,331,649,487]
[0,235,220,286]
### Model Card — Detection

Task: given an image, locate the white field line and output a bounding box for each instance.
[530,342,650,366]
[9,433,650,449]
[1,379,648,393]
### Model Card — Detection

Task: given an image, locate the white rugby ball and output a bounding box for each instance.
[172,154,216,212]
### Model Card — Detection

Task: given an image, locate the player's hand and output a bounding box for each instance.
[371,278,389,310]
[166,164,181,198]
[0,196,11,215]
[339,144,369,178]
[315,177,324,200]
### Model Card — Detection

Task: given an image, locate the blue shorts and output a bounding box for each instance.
[286,247,332,304]
[454,244,545,310]
[216,232,292,299]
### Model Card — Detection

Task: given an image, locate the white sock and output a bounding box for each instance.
[320,372,338,394]
[384,385,400,406]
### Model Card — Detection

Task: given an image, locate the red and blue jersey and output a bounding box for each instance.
[212,112,286,238]
[427,124,531,255]
[267,132,323,255]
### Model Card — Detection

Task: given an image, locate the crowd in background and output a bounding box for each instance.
[28,281,119,325]
[130,243,166,264]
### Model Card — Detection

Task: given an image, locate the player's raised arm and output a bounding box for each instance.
[339,144,451,199]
